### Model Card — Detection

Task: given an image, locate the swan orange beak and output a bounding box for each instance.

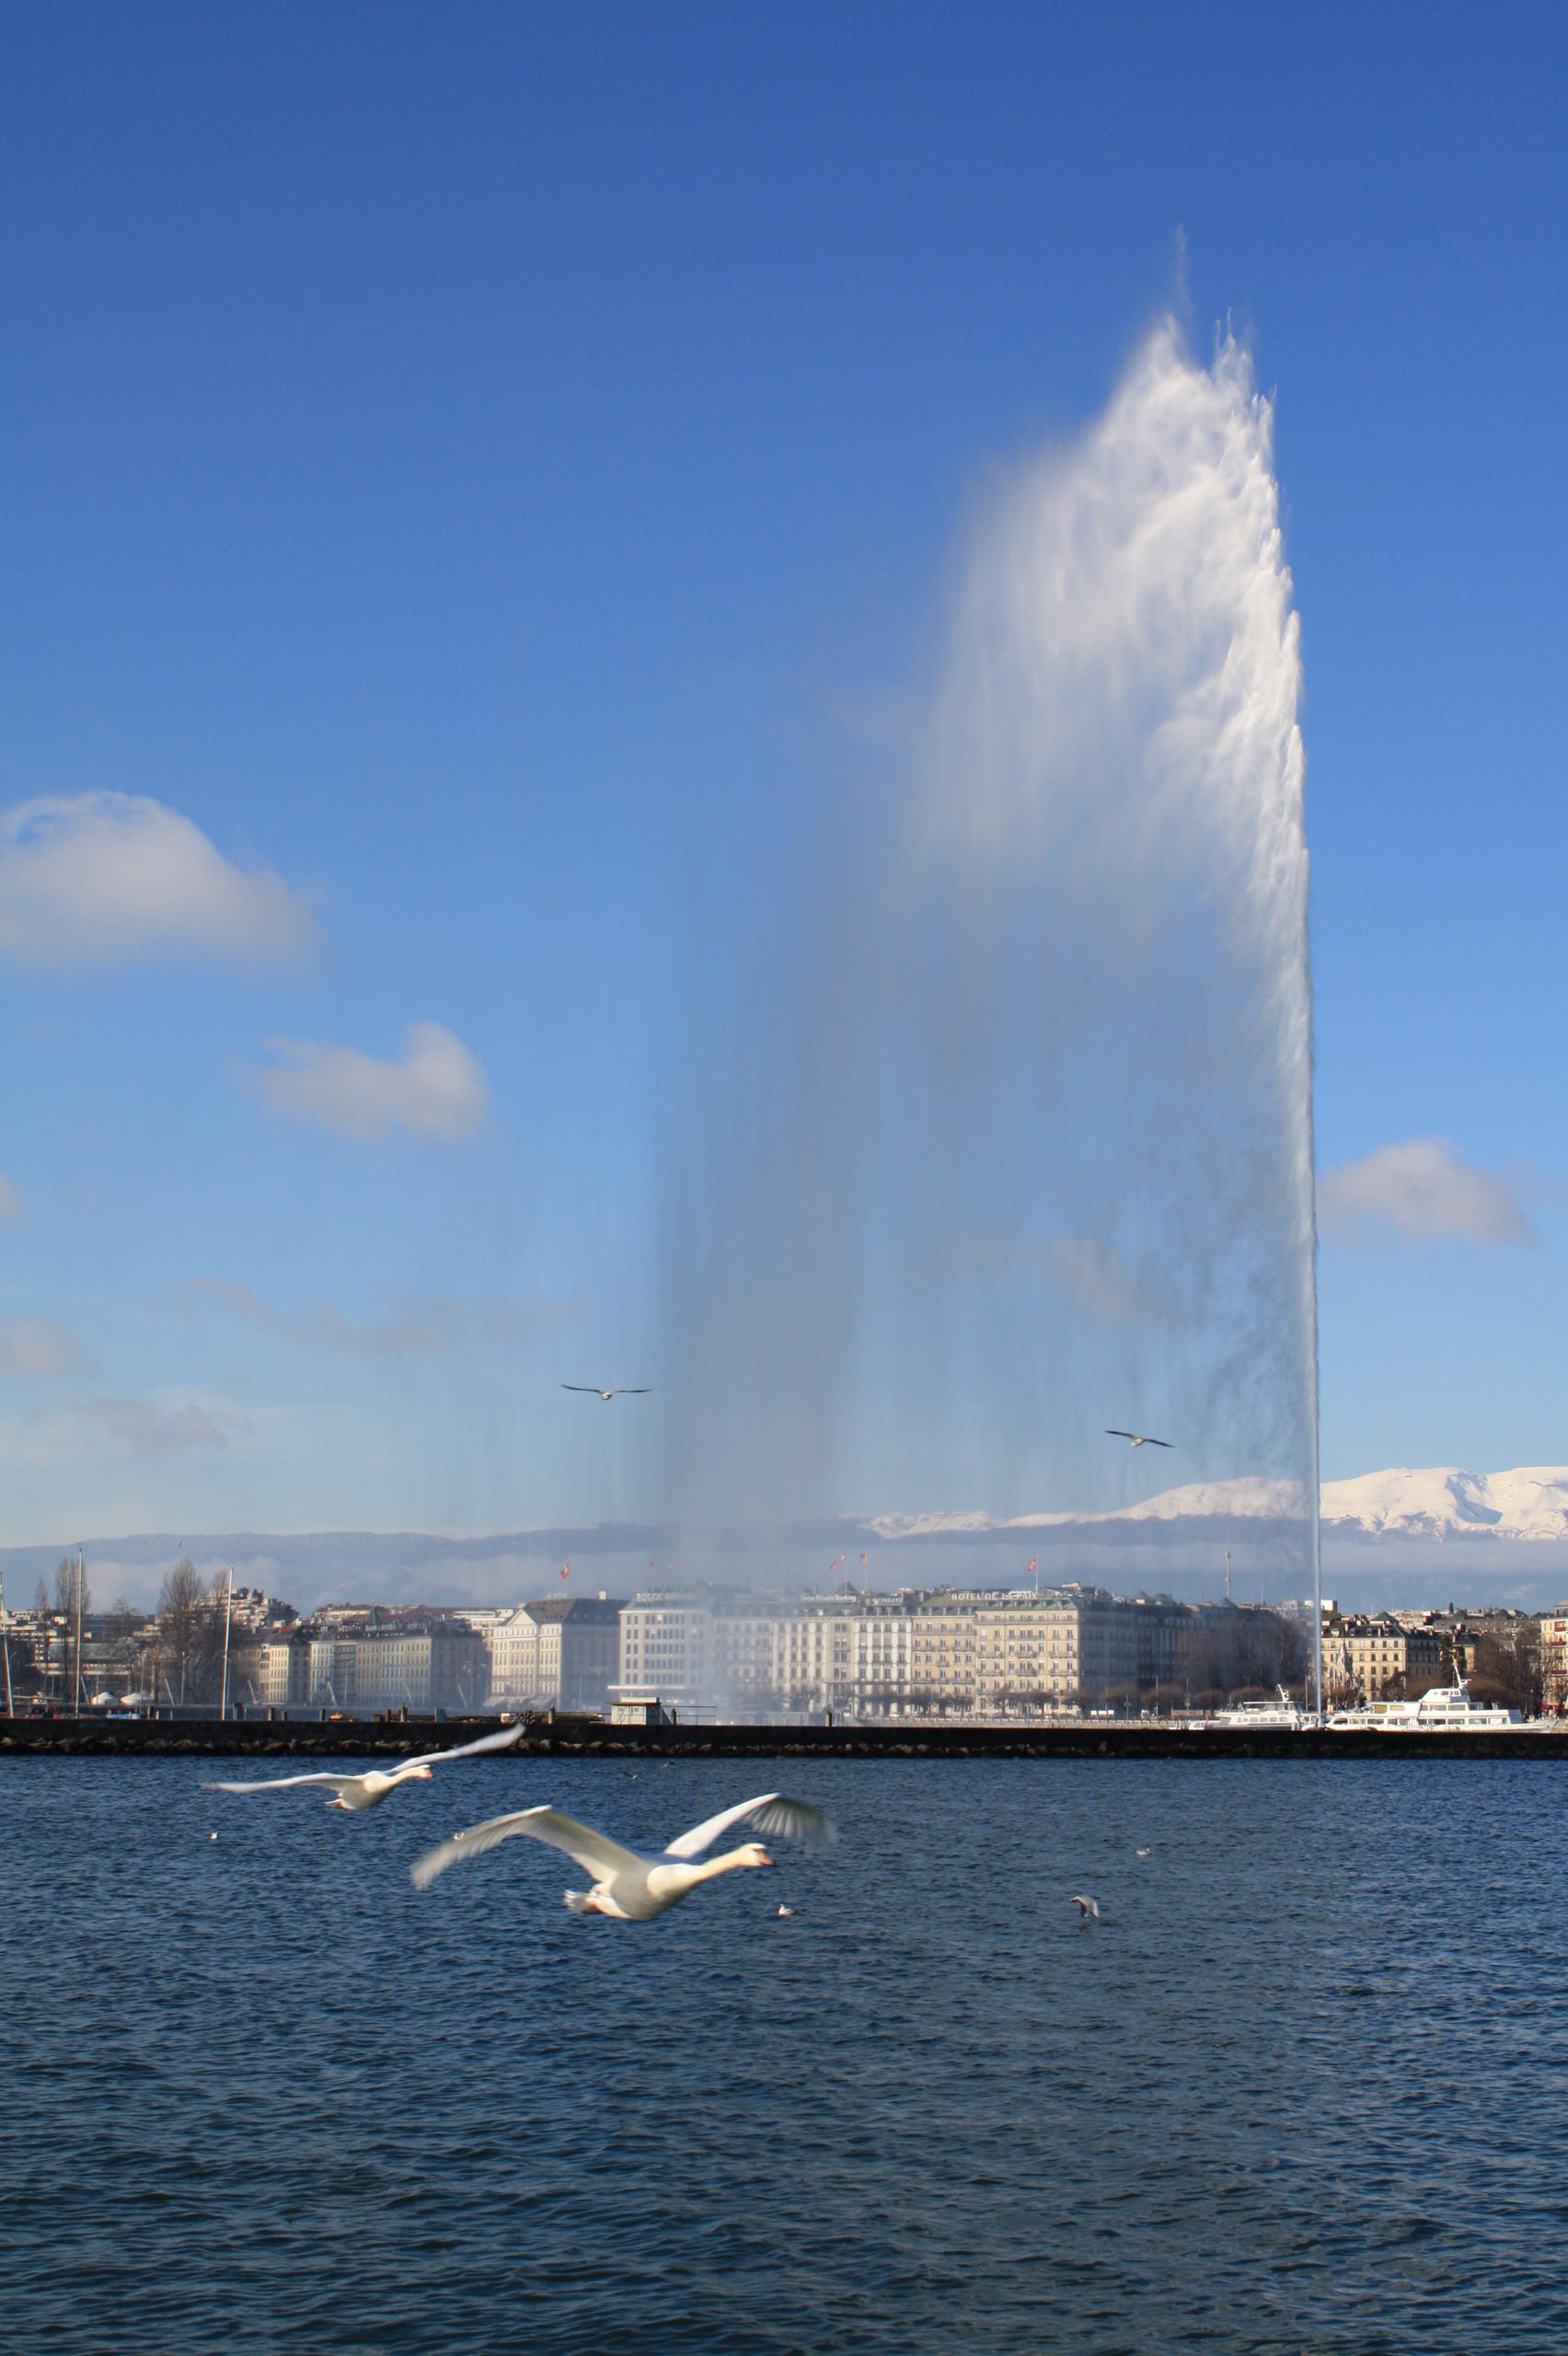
[755,1849,775,1867]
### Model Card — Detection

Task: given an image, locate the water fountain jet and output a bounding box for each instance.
[660,320,1320,1680]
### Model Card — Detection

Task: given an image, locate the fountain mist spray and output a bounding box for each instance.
[654,321,1320,1633]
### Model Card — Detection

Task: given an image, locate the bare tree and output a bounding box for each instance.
[157,1557,220,1703]
[1185,1608,1306,1703]
[1470,1624,1542,1716]
[52,1556,91,1705]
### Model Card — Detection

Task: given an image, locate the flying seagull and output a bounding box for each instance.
[412,1789,834,1920]
[1105,1428,1172,1449]
[1072,1894,1101,1922]
[203,1720,522,1811]
[562,1384,651,1401]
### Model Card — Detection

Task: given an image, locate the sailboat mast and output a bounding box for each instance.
[74,1546,85,1716]
[0,1560,13,1718]
[220,1566,234,1720]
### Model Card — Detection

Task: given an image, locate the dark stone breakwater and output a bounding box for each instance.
[4,1713,1567,1762]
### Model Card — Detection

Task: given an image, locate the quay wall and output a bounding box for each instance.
[4,1715,1568,1762]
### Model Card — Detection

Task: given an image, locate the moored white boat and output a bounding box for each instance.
[1213,1685,1310,1729]
[1327,1673,1523,1732]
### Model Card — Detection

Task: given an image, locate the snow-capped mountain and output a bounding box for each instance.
[867,1468,1568,1546]
[1319,1466,1568,1543]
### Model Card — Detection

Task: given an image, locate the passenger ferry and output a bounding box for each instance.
[1327,1673,1523,1732]
[1213,1685,1310,1729]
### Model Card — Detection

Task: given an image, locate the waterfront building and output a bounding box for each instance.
[1540,1614,1568,1715]
[228,1624,484,1714]
[617,1597,714,1710]
[229,1632,336,1709]
[473,1595,622,1711]
[230,1637,295,1709]
[774,1598,856,1711]
[1320,1617,1445,1705]
[225,1586,298,1634]
[617,1584,1197,1720]
[335,1625,485,1713]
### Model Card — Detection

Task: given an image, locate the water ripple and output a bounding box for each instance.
[1,1756,1564,2351]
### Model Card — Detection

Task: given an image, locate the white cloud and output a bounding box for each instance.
[0,1317,86,1377]
[0,1173,20,1221]
[254,1022,489,1139]
[183,1278,578,1356]
[82,1394,236,1457]
[0,791,314,967]
[935,1229,1161,1322]
[186,1277,451,1357]
[1319,1138,1535,1246]
[1043,1237,1159,1324]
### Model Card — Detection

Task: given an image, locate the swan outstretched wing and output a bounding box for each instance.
[202,1772,364,1796]
[663,1792,836,1860]
[403,1721,524,1773]
[411,1805,640,1892]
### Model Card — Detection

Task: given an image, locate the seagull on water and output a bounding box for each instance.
[1072,1894,1101,1922]
[412,1789,834,1920]
[1136,1847,1152,1860]
[1105,1428,1172,1450]
[203,1720,522,1811]
[562,1383,651,1401]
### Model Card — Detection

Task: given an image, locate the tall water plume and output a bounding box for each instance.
[654,321,1320,1628]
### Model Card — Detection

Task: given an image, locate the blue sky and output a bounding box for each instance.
[2,3,1564,1543]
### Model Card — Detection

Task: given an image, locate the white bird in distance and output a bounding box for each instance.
[1105,1428,1172,1450]
[203,1721,522,1811]
[561,1384,651,1401]
[412,1789,834,1920]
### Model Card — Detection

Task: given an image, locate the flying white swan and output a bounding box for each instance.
[561,1384,651,1401]
[1105,1428,1172,1450]
[203,1720,523,1810]
[411,1789,834,1919]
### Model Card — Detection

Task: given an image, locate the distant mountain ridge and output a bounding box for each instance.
[4,1469,1565,1618]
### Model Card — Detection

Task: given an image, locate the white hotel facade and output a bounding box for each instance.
[616,1585,1192,1720]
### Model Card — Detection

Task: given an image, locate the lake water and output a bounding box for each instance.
[3,1754,1565,2352]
